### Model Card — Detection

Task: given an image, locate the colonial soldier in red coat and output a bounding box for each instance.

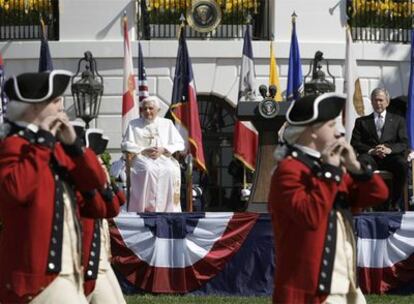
[82,187,126,304]
[79,128,126,304]
[0,71,108,303]
[268,93,389,304]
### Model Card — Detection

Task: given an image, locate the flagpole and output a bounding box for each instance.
[123,11,130,210]
[178,14,194,212]
[186,153,193,212]
[125,152,132,209]
[407,29,414,211]
[411,159,414,209]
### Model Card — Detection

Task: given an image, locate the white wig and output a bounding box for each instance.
[273,122,307,161]
[5,100,33,122]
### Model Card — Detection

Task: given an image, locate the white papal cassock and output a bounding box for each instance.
[122,117,185,212]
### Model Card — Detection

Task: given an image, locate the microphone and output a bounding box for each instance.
[268,85,277,98]
[259,85,268,99]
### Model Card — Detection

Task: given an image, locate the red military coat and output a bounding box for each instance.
[0,127,107,303]
[268,148,388,304]
[82,186,126,296]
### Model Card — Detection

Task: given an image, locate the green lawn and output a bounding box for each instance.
[125,294,414,304]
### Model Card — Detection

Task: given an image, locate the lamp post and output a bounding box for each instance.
[71,51,104,129]
[304,51,335,95]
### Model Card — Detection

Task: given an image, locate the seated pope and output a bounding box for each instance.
[121,96,185,212]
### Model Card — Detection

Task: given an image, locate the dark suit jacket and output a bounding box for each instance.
[351,112,408,155]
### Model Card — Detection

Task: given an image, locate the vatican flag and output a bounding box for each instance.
[269,41,283,102]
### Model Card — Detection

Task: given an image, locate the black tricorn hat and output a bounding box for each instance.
[286,93,346,126]
[86,128,108,155]
[4,70,72,103]
[71,120,87,146]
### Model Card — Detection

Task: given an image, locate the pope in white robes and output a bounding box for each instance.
[122,96,185,212]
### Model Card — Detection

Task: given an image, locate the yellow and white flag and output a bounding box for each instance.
[344,27,365,142]
[269,41,283,102]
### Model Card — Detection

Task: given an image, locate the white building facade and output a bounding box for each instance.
[0,0,411,157]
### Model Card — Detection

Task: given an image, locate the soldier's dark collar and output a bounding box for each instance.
[287,145,322,172]
[287,145,343,184]
[7,121,37,142]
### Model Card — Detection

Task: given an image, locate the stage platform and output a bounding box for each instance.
[110,211,414,296]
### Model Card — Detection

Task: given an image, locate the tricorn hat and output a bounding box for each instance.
[85,128,108,155]
[71,120,87,146]
[4,70,73,103]
[286,93,345,126]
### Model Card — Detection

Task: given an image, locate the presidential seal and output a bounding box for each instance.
[258,98,280,119]
[186,0,222,33]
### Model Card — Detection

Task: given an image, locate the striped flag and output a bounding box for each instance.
[121,15,138,136]
[269,41,283,102]
[138,41,149,102]
[233,24,258,171]
[0,53,6,123]
[344,27,365,142]
[286,15,303,102]
[407,30,414,150]
[111,211,259,293]
[169,26,206,172]
[355,212,414,294]
[38,17,53,72]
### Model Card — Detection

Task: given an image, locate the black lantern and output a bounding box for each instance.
[71,51,103,128]
[304,51,335,96]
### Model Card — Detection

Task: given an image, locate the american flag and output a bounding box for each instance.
[138,41,149,102]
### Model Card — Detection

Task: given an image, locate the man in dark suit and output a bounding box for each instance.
[351,87,408,210]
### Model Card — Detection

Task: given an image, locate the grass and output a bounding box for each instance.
[366,294,414,304]
[124,294,414,304]
[125,295,270,304]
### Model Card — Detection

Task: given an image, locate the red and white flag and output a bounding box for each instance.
[121,15,138,136]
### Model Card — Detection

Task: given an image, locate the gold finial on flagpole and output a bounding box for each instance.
[178,13,186,39]
[179,13,186,27]
[246,12,252,25]
[123,10,128,25]
[291,11,297,24]
[39,13,47,37]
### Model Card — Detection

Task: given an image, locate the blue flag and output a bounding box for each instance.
[286,20,303,101]
[407,30,414,149]
[38,18,53,72]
